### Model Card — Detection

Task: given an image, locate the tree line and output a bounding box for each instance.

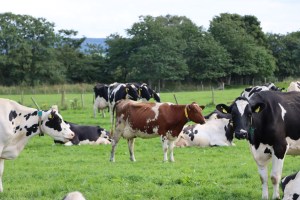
[0,12,299,89]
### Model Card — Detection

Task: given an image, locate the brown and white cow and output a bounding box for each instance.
[0,98,74,192]
[110,100,206,162]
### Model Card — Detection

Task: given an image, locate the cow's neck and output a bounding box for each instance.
[169,105,190,135]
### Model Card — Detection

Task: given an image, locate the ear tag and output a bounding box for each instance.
[48,114,53,119]
[126,88,129,93]
[255,106,260,113]
[38,110,43,117]
[222,108,227,114]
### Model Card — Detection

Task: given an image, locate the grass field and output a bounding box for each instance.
[0,89,299,199]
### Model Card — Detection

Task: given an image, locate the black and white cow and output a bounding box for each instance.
[281,171,300,200]
[287,81,300,92]
[175,110,234,147]
[54,121,111,145]
[216,91,300,200]
[241,82,283,99]
[93,83,109,118]
[134,83,160,102]
[108,82,139,122]
[0,98,74,192]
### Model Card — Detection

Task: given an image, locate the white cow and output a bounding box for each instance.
[0,98,74,192]
[287,81,300,92]
[281,172,300,200]
[176,111,234,147]
[63,191,86,200]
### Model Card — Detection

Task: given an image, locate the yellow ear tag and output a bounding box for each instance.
[126,88,129,93]
[255,106,260,113]
[48,114,53,119]
[222,108,227,114]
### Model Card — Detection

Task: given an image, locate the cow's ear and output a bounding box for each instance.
[200,105,205,110]
[252,103,265,113]
[216,104,230,114]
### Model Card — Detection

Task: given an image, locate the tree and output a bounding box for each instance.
[209,13,276,84]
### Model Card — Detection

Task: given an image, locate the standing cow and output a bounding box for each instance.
[108,82,139,122]
[133,83,160,102]
[0,98,74,192]
[216,91,300,199]
[281,171,300,200]
[93,83,109,118]
[110,100,206,162]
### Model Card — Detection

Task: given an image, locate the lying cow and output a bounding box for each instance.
[63,191,86,200]
[281,171,300,200]
[175,110,234,147]
[241,82,283,99]
[216,91,300,199]
[54,121,111,145]
[110,100,206,162]
[0,98,74,192]
[287,81,300,92]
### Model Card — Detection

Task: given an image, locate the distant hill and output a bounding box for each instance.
[80,38,106,51]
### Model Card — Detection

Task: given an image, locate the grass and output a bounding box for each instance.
[0,88,299,199]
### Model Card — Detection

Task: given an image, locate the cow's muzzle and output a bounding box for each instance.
[234,130,248,140]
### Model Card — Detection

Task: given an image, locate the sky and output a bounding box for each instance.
[1,0,299,38]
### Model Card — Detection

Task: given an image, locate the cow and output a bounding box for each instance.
[0,98,75,192]
[241,82,283,99]
[108,82,139,122]
[93,83,109,118]
[133,83,160,102]
[63,191,86,200]
[216,91,300,199]
[54,122,111,146]
[175,110,234,147]
[287,81,300,92]
[110,99,206,162]
[281,171,300,200]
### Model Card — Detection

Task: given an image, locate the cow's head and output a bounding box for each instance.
[138,83,151,101]
[186,103,206,124]
[216,97,265,140]
[42,109,74,142]
[126,83,139,101]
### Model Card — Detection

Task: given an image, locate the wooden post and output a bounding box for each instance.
[173,94,178,105]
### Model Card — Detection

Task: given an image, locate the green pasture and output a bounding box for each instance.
[0,89,299,200]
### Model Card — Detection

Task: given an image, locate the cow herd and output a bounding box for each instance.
[0,81,300,199]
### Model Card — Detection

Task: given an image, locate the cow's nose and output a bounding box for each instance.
[70,132,75,138]
[235,129,247,140]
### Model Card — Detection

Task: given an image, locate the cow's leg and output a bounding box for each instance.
[250,144,272,200]
[127,138,136,161]
[161,136,168,162]
[168,140,175,162]
[101,109,105,118]
[0,159,4,192]
[270,144,288,200]
[110,130,121,162]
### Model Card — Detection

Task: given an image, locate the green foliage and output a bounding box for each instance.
[0,12,299,87]
[0,89,298,199]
